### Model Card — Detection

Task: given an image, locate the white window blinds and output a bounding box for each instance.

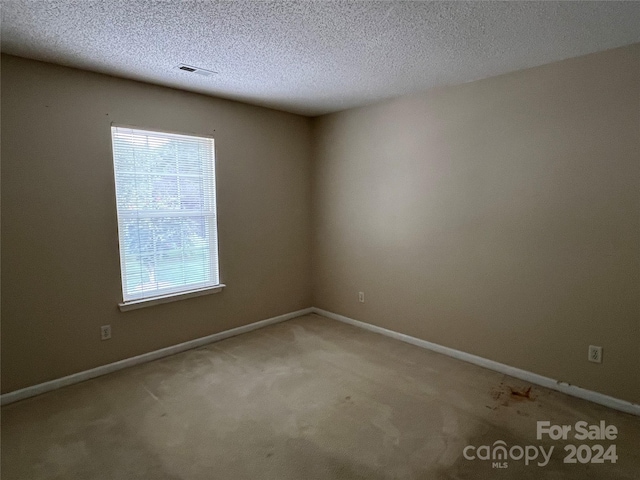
[111,126,219,303]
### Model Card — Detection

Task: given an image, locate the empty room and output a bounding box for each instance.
[1,1,639,479]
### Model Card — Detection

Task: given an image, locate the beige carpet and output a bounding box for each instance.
[2,314,639,479]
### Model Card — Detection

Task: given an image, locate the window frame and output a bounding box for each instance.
[110,124,224,311]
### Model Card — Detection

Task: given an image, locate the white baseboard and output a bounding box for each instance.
[5,306,638,417]
[0,307,313,406]
[312,307,640,417]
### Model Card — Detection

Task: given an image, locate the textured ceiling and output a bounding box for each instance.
[2,1,640,116]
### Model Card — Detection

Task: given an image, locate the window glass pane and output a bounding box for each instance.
[111,126,219,302]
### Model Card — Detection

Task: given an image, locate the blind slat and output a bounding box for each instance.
[111,126,219,302]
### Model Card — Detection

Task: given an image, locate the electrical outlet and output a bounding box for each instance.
[358,291,365,303]
[588,345,602,363]
[101,325,112,341]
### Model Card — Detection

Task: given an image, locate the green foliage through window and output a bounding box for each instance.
[111,126,219,302]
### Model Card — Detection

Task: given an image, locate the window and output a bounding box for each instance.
[111,125,221,308]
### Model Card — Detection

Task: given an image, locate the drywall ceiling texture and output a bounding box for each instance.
[312,44,640,405]
[2,1,640,115]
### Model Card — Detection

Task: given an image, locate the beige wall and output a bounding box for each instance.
[312,44,640,404]
[1,55,313,393]
[3,45,639,404]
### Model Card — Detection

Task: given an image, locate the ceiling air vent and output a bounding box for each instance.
[176,64,217,77]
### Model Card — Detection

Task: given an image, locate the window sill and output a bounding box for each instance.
[118,284,226,312]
